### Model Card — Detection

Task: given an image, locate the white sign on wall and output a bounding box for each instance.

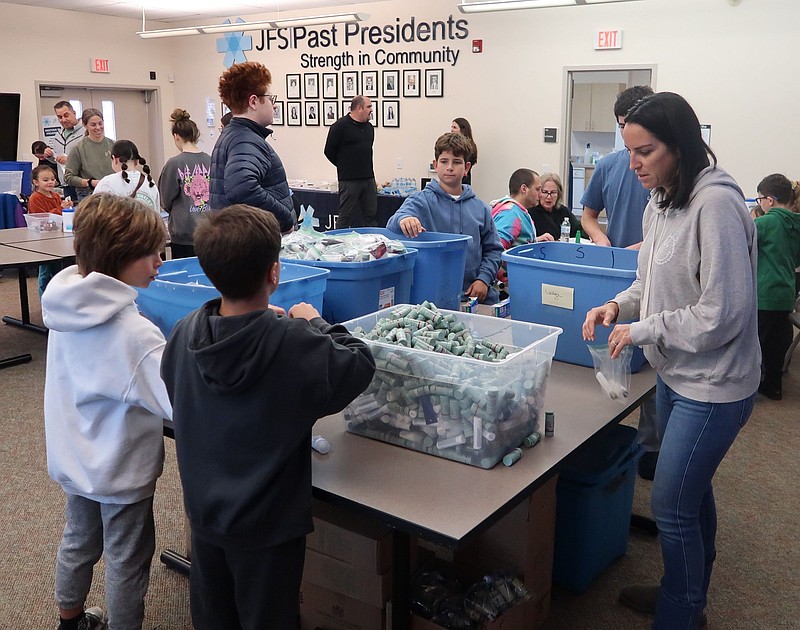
[595,29,623,50]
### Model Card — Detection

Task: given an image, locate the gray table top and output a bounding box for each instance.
[0,226,72,244]
[311,360,655,547]
[0,243,61,266]
[5,237,75,258]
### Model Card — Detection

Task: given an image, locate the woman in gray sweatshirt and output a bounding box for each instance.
[583,92,759,630]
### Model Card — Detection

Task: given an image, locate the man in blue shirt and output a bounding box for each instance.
[580,85,660,482]
[580,85,653,249]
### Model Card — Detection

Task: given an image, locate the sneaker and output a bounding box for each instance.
[619,584,707,627]
[80,608,108,630]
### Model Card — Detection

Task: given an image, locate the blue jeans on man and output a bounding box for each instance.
[651,376,754,629]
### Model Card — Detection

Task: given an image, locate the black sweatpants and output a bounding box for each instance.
[189,533,305,630]
[337,178,378,228]
[757,309,792,391]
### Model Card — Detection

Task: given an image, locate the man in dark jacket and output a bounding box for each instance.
[210,61,295,233]
[323,95,377,228]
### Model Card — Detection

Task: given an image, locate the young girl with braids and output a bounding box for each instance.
[93,139,160,211]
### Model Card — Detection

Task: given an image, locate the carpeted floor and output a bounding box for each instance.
[0,267,797,629]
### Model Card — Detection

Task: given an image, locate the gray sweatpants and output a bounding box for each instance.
[55,494,155,630]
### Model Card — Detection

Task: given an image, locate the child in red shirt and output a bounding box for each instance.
[30,165,73,295]
[29,165,72,215]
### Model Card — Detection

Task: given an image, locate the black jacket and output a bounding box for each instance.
[210,117,294,232]
[161,302,375,549]
[528,203,581,241]
[323,114,375,181]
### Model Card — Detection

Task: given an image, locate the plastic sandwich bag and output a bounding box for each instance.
[588,343,633,402]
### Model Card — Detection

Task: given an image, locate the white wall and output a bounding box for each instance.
[3,0,798,198]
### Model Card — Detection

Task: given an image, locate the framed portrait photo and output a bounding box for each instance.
[272,101,284,126]
[361,70,378,98]
[304,73,319,99]
[425,69,444,98]
[323,101,338,126]
[304,101,320,127]
[286,74,301,99]
[382,100,399,128]
[287,102,302,126]
[342,71,358,98]
[403,69,421,98]
[322,73,338,99]
[382,70,399,98]
[369,100,378,127]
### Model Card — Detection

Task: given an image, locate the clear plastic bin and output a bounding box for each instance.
[24,212,62,232]
[0,171,22,195]
[342,306,562,468]
[135,256,329,337]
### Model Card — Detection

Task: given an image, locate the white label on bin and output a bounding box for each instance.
[542,283,574,310]
[378,287,395,309]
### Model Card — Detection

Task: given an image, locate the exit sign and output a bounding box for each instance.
[90,58,110,73]
[595,29,623,50]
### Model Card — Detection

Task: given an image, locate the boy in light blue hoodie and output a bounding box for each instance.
[387,132,503,304]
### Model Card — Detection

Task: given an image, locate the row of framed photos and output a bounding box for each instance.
[286,68,444,100]
[272,100,400,128]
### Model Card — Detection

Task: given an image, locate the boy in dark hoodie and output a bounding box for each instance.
[161,204,375,629]
[387,132,503,304]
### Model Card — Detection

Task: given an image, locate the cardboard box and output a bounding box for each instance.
[309,499,393,574]
[454,475,558,628]
[490,298,511,319]
[460,296,479,313]
[303,547,392,607]
[299,580,388,630]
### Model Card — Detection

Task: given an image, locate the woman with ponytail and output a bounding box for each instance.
[158,109,211,259]
[753,173,800,400]
[93,139,160,211]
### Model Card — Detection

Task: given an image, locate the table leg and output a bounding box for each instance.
[2,266,47,334]
[0,353,32,369]
[392,529,411,630]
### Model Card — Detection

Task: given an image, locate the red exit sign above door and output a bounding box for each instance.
[90,58,110,73]
[595,30,623,50]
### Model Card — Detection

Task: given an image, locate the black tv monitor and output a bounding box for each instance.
[0,93,21,161]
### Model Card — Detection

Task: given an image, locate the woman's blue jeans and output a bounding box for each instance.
[652,376,754,630]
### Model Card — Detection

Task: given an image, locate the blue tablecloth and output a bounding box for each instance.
[290,188,404,230]
[0,194,24,229]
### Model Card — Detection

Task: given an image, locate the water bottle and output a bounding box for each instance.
[560,217,570,242]
[62,207,75,232]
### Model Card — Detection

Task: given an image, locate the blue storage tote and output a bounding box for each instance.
[135,256,329,337]
[286,249,417,324]
[553,424,643,593]
[502,242,647,372]
[0,161,32,196]
[328,228,472,310]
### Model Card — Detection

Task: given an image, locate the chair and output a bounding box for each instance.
[783,293,800,372]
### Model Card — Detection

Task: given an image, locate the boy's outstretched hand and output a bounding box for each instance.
[289,302,321,321]
[465,279,489,302]
[398,217,426,238]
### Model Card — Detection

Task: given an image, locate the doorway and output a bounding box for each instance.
[561,65,656,213]
[36,83,164,173]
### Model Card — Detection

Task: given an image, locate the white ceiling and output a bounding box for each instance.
[1,0,393,24]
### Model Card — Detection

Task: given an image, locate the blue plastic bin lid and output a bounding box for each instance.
[559,424,641,485]
[502,242,638,278]
[327,227,472,249]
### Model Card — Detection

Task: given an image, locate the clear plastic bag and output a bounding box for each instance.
[587,343,633,402]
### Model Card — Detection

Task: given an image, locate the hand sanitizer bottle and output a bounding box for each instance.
[584,143,592,165]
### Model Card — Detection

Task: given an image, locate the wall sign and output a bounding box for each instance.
[594,29,622,50]
[90,58,110,73]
